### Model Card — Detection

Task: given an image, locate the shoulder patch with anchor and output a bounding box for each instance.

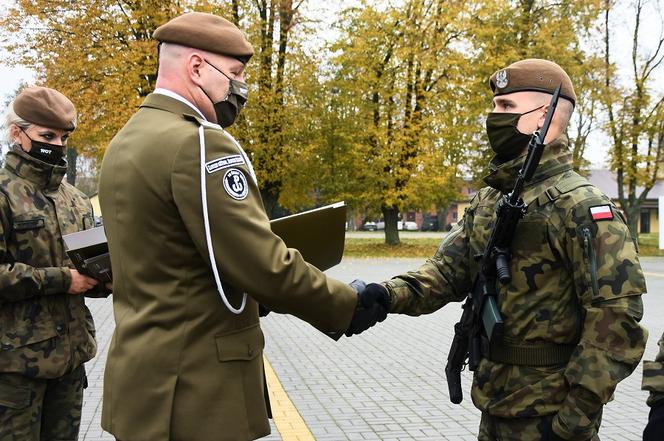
[223,168,249,200]
[589,205,613,221]
[206,154,246,174]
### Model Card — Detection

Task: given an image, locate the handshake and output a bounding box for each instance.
[345,280,391,337]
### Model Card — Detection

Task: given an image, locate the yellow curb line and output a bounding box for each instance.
[264,356,315,441]
[644,272,664,279]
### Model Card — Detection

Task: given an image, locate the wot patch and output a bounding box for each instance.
[589,205,613,221]
[206,154,245,174]
[223,168,249,200]
[495,70,509,88]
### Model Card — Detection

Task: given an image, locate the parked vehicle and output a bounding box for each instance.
[421,215,438,231]
[375,221,418,231]
[361,221,378,231]
[401,221,418,231]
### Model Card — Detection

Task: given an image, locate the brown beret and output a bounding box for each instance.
[153,12,254,63]
[13,86,77,131]
[489,59,576,106]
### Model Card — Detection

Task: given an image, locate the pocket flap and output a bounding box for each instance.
[215,324,264,362]
[1,320,58,350]
[13,217,45,231]
[0,380,30,409]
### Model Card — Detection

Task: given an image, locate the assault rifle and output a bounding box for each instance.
[445,85,562,404]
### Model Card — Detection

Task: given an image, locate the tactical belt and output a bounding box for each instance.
[481,336,576,366]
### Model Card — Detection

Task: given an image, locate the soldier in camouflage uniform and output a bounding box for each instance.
[642,334,664,440]
[350,59,647,440]
[0,87,99,440]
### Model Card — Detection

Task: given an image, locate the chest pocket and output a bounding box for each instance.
[13,216,45,232]
[468,202,496,274]
[10,213,52,265]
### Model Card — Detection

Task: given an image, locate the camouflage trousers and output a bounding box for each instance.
[0,365,86,441]
[478,412,601,441]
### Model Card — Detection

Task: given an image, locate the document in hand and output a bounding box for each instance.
[62,226,113,285]
[270,202,347,271]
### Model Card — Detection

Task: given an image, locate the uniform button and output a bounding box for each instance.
[248,347,255,357]
[56,324,65,333]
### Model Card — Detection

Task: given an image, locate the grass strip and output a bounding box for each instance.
[344,234,663,258]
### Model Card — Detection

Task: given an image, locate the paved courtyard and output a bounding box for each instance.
[80,257,664,440]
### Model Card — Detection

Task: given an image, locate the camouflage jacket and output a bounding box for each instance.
[643,332,664,407]
[0,149,97,378]
[385,137,647,440]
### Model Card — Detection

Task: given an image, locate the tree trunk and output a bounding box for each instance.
[623,205,640,239]
[66,147,77,185]
[382,205,400,245]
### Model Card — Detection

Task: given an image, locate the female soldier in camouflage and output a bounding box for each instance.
[0,87,99,440]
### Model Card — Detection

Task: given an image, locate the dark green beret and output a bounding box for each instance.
[13,86,77,131]
[153,12,254,63]
[489,58,576,106]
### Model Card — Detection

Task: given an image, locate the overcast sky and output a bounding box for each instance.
[1,0,662,168]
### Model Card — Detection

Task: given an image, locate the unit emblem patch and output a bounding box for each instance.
[223,168,249,200]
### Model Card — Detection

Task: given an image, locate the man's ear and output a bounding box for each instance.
[187,53,206,86]
[537,104,550,129]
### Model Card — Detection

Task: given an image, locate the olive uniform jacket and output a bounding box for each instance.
[99,93,357,441]
[0,150,97,381]
[384,139,647,440]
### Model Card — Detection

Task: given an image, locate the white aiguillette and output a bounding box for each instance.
[270,201,347,271]
[62,226,112,297]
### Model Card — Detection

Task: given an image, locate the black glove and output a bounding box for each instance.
[258,304,271,317]
[345,282,390,337]
[644,401,664,441]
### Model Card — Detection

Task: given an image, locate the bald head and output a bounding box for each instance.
[155,42,247,124]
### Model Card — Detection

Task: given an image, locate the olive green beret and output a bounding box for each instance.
[153,12,254,63]
[489,58,576,106]
[13,86,77,131]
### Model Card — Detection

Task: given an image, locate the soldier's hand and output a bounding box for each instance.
[644,402,664,441]
[345,282,390,337]
[68,269,98,295]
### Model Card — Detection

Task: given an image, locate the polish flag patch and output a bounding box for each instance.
[589,205,613,221]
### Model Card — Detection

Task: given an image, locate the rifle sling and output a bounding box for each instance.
[481,336,576,366]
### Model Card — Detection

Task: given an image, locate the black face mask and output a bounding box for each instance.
[201,59,248,128]
[485,105,543,162]
[19,129,66,165]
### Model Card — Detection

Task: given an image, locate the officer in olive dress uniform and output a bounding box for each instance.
[642,333,664,440]
[99,12,386,441]
[351,59,647,441]
[0,87,99,440]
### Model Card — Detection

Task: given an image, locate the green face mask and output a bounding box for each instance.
[485,106,542,161]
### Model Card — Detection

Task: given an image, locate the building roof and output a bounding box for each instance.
[587,169,664,200]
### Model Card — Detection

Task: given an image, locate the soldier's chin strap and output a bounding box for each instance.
[198,123,247,314]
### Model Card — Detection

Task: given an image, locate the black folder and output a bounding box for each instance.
[62,226,112,297]
[270,202,347,271]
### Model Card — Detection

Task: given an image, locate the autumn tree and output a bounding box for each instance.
[1,0,331,215]
[331,0,471,244]
[460,0,604,180]
[601,0,664,235]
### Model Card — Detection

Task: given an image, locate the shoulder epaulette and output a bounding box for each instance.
[537,174,592,206]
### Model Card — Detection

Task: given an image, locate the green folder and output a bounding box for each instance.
[270,202,347,271]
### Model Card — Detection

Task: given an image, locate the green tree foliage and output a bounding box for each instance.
[2,0,654,240]
[330,0,471,244]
